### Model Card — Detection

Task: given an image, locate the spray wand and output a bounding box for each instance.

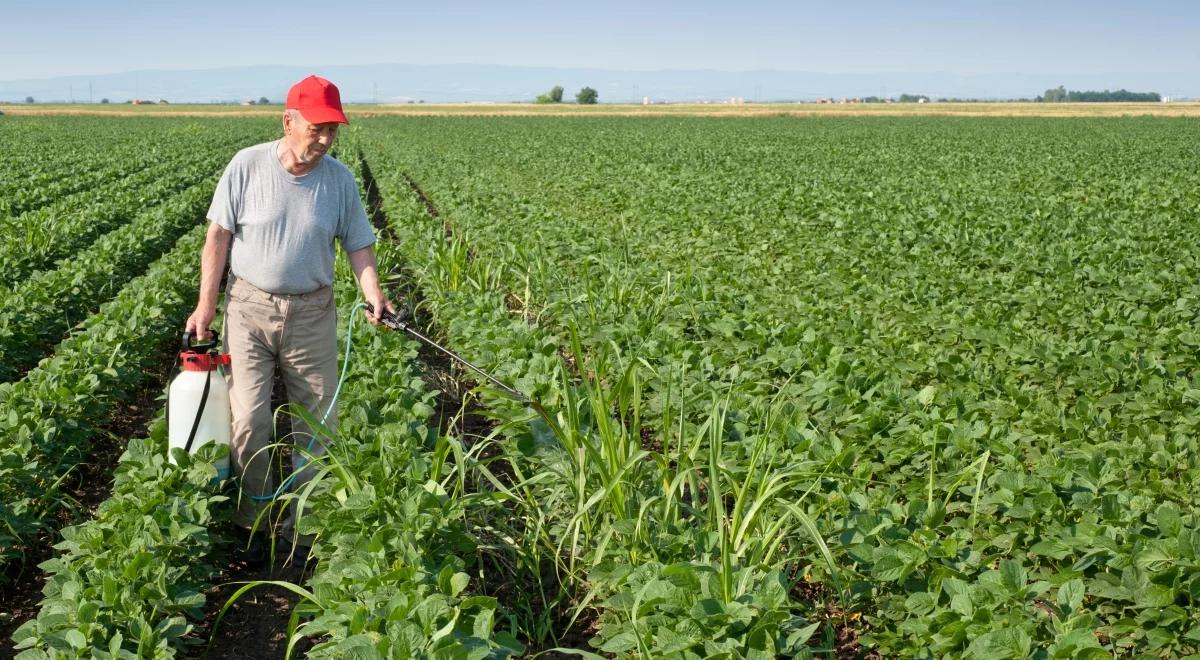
[365,303,563,437]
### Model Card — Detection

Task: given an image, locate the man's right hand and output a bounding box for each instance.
[185,306,217,343]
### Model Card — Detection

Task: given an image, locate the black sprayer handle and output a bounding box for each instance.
[364,303,410,331]
[182,328,220,353]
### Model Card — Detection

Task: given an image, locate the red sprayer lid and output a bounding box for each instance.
[179,352,232,372]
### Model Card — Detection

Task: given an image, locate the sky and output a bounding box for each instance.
[2,0,1198,81]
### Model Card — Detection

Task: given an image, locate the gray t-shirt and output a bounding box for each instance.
[207,140,376,294]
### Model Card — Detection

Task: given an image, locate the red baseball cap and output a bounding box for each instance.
[286,75,349,125]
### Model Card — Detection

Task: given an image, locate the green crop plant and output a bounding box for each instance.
[214,355,521,656]
[0,184,215,382]
[0,117,198,218]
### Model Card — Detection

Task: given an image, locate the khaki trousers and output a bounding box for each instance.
[223,277,338,543]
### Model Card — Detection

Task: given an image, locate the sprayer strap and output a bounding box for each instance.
[183,369,212,454]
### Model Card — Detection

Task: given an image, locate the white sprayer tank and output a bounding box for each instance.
[168,348,232,480]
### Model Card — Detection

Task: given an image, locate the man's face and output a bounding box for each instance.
[285,111,339,165]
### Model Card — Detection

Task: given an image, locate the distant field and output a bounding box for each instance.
[3,101,1200,117]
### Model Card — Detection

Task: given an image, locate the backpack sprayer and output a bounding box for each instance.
[166,303,557,495]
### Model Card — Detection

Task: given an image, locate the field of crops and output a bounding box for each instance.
[3,114,1200,658]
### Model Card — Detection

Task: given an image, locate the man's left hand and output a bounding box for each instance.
[347,246,392,326]
[364,292,395,326]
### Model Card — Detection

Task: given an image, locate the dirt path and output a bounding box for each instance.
[185,537,309,659]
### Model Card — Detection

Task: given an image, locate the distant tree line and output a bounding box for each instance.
[1037,86,1161,102]
[536,85,598,104]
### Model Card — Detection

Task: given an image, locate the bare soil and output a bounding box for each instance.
[184,528,311,659]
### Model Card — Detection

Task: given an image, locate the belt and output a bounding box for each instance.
[231,277,331,302]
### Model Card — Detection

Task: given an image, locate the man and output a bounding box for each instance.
[185,75,394,557]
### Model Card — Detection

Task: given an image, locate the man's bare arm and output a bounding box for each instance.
[185,223,233,342]
[347,245,394,325]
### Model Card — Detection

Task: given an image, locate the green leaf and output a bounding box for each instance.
[905,591,938,616]
[599,631,639,653]
[1057,579,1085,612]
[1155,503,1183,536]
[64,629,87,649]
[999,559,1027,594]
[967,627,1031,659]
[449,572,470,598]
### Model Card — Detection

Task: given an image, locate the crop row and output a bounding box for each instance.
[0,117,174,218]
[0,119,274,289]
[0,157,207,289]
[11,434,227,658]
[280,285,517,655]
[0,184,213,383]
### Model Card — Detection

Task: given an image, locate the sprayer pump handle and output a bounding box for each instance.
[182,329,219,353]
